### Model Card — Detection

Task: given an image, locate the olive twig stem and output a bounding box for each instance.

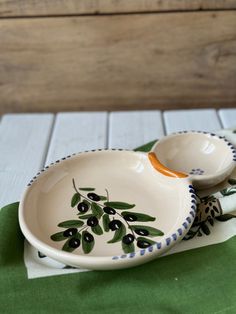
[73,178,136,240]
[105,188,109,202]
[79,225,89,233]
[72,178,81,194]
[72,178,90,202]
[72,178,107,208]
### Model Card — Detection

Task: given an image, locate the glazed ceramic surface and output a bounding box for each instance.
[19,150,195,270]
[152,131,236,189]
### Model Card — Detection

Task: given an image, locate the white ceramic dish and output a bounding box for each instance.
[19,150,196,270]
[152,131,236,189]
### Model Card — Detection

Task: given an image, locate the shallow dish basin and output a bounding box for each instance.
[19,150,195,270]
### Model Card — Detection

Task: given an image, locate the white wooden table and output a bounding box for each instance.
[0,109,236,208]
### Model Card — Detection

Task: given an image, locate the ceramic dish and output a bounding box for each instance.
[19,150,196,270]
[152,131,236,189]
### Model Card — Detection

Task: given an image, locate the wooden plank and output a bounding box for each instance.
[45,112,108,164]
[218,109,236,128]
[164,109,221,134]
[109,110,164,149]
[0,114,54,207]
[1,11,236,113]
[0,0,235,17]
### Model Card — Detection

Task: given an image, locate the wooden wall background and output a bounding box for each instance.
[0,0,236,113]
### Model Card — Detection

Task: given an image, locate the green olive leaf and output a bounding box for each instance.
[201,222,210,235]
[91,202,103,218]
[134,139,158,152]
[50,231,67,241]
[79,187,95,191]
[220,188,236,196]
[107,223,126,243]
[121,211,156,222]
[102,214,110,232]
[215,214,236,222]
[220,189,227,196]
[99,196,107,201]
[77,214,93,220]
[104,202,135,210]
[71,193,81,207]
[91,224,103,235]
[208,217,214,226]
[58,220,84,228]
[82,231,94,254]
[122,242,135,254]
[129,225,164,237]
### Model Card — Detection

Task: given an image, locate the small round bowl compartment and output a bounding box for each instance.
[152,131,236,189]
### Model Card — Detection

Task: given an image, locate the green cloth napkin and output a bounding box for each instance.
[1,134,236,314]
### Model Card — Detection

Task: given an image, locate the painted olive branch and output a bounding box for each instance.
[72,178,108,208]
[73,178,136,238]
[78,225,89,233]
[51,179,162,254]
[105,188,109,202]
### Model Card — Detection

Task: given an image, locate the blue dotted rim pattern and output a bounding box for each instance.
[174,130,236,162]
[27,148,129,187]
[27,131,236,187]
[111,184,196,260]
[25,148,197,262]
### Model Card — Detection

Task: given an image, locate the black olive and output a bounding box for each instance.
[87,216,98,227]
[77,202,89,213]
[108,220,122,231]
[68,237,80,248]
[134,228,149,236]
[87,193,100,202]
[137,240,151,248]
[83,232,94,243]
[63,228,77,237]
[122,234,135,245]
[123,214,137,222]
[103,206,116,215]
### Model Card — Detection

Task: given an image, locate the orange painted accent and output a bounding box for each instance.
[148,152,188,178]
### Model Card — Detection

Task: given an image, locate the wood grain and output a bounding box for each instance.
[0,0,235,17]
[0,11,236,113]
